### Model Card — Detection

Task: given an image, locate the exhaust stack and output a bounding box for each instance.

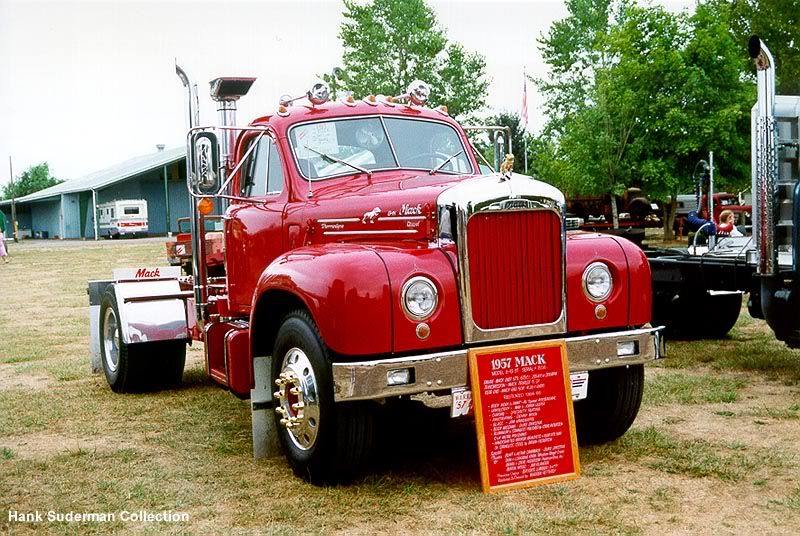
[209,77,257,172]
[749,35,777,275]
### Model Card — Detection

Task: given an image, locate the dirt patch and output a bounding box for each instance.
[0,363,53,391]
[0,432,136,460]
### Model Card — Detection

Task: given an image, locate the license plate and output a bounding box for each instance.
[450,372,589,417]
[570,372,589,401]
[450,386,473,418]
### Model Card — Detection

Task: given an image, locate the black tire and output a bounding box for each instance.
[573,365,644,445]
[99,289,186,392]
[654,291,741,339]
[703,293,742,338]
[271,310,375,484]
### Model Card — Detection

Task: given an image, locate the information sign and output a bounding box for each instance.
[469,340,580,493]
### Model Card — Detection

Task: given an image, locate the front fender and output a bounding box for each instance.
[566,232,652,332]
[252,244,392,356]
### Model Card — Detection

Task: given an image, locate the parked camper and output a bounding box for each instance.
[97,199,148,238]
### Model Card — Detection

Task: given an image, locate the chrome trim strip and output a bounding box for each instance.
[318,218,360,223]
[322,229,418,236]
[381,215,426,221]
[436,173,568,343]
[332,326,664,401]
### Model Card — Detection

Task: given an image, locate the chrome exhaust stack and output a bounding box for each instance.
[176,63,207,324]
[209,77,256,180]
[749,35,778,275]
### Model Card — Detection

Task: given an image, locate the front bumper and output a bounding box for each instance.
[332,325,664,401]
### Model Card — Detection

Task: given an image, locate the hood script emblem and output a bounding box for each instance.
[362,207,381,224]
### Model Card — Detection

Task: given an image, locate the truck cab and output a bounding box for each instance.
[92,76,664,484]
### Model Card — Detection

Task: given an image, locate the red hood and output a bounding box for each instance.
[303,172,472,244]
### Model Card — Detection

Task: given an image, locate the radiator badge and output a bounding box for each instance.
[362,207,381,224]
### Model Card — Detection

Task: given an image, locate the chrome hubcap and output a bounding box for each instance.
[274,347,320,451]
[102,307,120,373]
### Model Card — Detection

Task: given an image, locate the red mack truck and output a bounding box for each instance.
[89,70,664,484]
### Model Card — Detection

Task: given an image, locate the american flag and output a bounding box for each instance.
[521,69,528,127]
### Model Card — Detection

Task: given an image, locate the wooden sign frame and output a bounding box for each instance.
[468,340,580,493]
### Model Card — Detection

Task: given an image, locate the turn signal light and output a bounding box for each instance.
[197,197,214,215]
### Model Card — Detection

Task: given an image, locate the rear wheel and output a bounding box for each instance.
[573,365,644,445]
[272,310,375,484]
[99,289,186,392]
[654,291,741,339]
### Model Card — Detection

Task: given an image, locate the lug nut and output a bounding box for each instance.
[275,406,287,415]
[289,387,300,396]
[273,390,285,399]
[292,402,305,410]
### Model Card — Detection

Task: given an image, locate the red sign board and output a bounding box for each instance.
[469,340,580,493]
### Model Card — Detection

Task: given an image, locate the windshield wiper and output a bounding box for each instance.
[303,145,371,176]
[429,150,464,175]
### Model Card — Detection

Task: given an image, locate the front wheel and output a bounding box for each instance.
[272,310,375,484]
[573,365,644,445]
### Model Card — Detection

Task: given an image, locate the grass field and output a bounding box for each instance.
[1,238,800,535]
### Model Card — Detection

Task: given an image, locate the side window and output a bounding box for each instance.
[266,140,284,194]
[242,137,284,196]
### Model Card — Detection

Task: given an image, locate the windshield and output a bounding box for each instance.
[288,116,472,180]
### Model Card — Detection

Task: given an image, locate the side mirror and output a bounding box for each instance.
[191,132,220,194]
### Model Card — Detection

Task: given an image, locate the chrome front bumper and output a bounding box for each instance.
[332,326,664,401]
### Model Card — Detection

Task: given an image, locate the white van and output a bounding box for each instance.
[97,199,149,238]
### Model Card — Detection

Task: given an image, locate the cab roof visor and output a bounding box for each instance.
[210,77,257,102]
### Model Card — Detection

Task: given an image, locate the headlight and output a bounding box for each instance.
[401,276,438,320]
[582,262,613,302]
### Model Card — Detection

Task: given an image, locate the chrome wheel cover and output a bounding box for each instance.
[103,307,120,373]
[274,347,320,451]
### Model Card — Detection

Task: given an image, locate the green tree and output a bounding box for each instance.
[535,1,753,237]
[338,0,488,120]
[713,0,800,94]
[2,162,63,200]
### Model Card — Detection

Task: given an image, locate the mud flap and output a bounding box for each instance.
[251,355,281,459]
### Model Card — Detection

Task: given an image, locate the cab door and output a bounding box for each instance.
[225,135,289,314]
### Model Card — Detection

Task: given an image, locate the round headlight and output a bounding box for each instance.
[401,276,438,320]
[582,262,613,302]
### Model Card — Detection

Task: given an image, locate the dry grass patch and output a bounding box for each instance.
[3,239,800,534]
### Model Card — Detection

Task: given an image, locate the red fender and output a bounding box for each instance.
[565,232,652,332]
[252,244,392,356]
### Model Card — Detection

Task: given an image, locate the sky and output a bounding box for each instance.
[0,0,693,186]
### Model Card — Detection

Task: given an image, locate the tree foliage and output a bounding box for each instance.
[713,0,800,94]
[2,162,63,200]
[533,1,753,235]
[338,0,489,120]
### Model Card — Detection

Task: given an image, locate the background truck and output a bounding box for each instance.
[89,69,664,484]
[97,199,149,238]
[648,36,800,347]
[566,188,662,244]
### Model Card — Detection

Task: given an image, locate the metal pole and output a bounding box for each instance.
[163,164,171,236]
[8,156,17,242]
[708,151,715,221]
[523,136,528,174]
[92,189,98,240]
[708,151,715,249]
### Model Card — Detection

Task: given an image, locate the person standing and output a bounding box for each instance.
[0,209,9,263]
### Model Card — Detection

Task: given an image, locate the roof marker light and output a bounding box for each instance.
[307,82,330,106]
